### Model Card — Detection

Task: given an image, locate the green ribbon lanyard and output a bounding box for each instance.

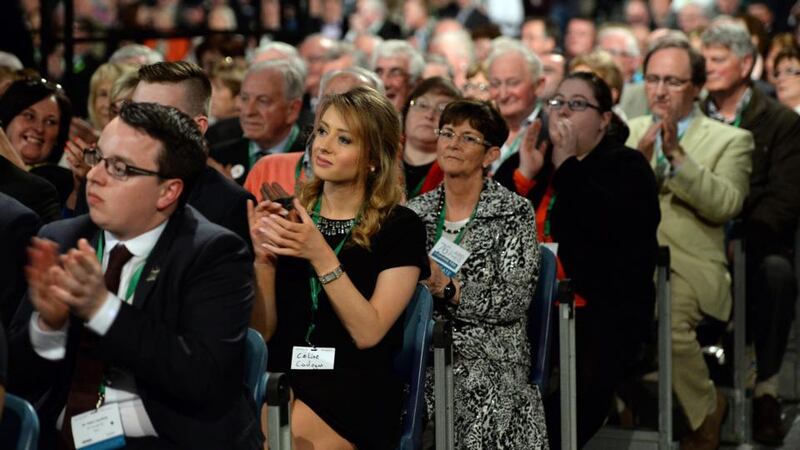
[94,233,146,407]
[433,188,480,245]
[408,171,428,199]
[305,197,357,346]
[543,193,557,239]
[250,125,301,169]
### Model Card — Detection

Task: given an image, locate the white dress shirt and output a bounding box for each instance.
[30,220,168,437]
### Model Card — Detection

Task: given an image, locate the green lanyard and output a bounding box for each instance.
[305,197,357,346]
[94,233,147,408]
[433,187,480,245]
[543,193,557,239]
[408,173,427,199]
[94,234,145,303]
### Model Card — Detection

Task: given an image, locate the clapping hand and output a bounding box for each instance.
[518,119,549,180]
[26,238,69,330]
[48,239,109,321]
[247,199,289,265]
[549,117,578,168]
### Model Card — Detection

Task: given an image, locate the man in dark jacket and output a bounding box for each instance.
[702,23,800,446]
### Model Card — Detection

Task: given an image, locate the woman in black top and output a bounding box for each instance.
[248,86,429,449]
[536,72,661,447]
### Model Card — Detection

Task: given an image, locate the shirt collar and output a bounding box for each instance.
[249,124,298,157]
[706,87,752,124]
[103,220,168,259]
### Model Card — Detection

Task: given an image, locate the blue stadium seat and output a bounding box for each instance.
[0,393,39,450]
[393,284,434,450]
[529,245,558,392]
[245,328,268,406]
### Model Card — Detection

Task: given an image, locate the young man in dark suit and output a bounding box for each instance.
[8,102,262,450]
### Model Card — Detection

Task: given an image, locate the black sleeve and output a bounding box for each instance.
[374,207,431,280]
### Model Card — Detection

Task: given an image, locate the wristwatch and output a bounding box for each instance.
[442,278,456,302]
[318,265,344,285]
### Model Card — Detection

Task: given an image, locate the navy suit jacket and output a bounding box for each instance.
[8,207,262,450]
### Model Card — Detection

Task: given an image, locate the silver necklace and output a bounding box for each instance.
[316,216,357,236]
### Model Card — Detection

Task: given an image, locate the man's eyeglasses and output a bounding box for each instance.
[83,147,166,181]
[644,74,691,90]
[435,128,493,148]
[774,67,800,80]
[546,97,601,112]
[375,67,409,80]
[409,98,449,115]
[464,82,490,92]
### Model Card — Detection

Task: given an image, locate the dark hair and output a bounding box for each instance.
[0,77,73,164]
[558,72,629,140]
[402,76,462,124]
[774,47,800,77]
[137,61,212,117]
[643,37,706,86]
[438,99,509,149]
[523,16,562,43]
[117,102,207,205]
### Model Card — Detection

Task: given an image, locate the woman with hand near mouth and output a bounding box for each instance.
[0,77,73,211]
[407,99,548,449]
[248,86,430,450]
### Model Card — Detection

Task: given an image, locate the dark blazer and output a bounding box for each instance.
[7,207,262,450]
[210,129,306,185]
[189,166,255,250]
[206,117,243,149]
[0,193,41,329]
[0,155,61,223]
[374,20,404,40]
[737,87,800,256]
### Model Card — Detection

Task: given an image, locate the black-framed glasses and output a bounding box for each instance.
[435,128,493,148]
[83,147,166,181]
[643,74,690,89]
[409,98,449,115]
[546,97,601,112]
[774,67,800,79]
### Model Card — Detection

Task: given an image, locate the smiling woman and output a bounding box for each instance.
[0,77,74,207]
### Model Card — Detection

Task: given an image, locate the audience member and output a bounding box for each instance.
[701,22,800,445]
[678,1,712,35]
[299,34,337,105]
[428,29,476,88]
[462,61,492,101]
[403,0,436,52]
[108,44,164,67]
[406,99,547,448]
[0,192,41,329]
[210,59,306,185]
[371,39,425,111]
[347,0,403,40]
[7,101,262,449]
[423,54,455,81]
[402,77,461,199]
[537,52,567,100]
[87,63,137,131]
[626,37,754,450]
[487,38,544,174]
[597,24,643,83]
[774,48,800,113]
[0,127,60,222]
[0,78,74,207]
[250,86,429,449]
[205,56,247,148]
[765,33,799,85]
[521,16,560,56]
[565,16,597,58]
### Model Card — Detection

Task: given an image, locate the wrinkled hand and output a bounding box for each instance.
[549,117,578,168]
[65,137,92,180]
[25,238,69,330]
[518,119,549,180]
[422,258,450,298]
[636,120,661,162]
[247,199,288,265]
[48,239,108,321]
[258,199,337,273]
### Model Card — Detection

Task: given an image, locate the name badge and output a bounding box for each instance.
[71,403,126,450]
[430,238,471,277]
[542,242,559,256]
[291,346,335,370]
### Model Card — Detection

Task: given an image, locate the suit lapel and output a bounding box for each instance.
[131,210,183,309]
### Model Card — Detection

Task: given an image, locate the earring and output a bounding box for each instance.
[369,166,376,172]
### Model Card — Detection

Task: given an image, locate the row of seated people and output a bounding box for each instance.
[1,23,799,450]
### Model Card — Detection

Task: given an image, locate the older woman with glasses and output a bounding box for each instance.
[407,99,548,449]
[401,76,461,199]
[774,47,800,114]
[514,72,659,447]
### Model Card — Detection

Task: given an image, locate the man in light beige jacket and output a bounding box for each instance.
[626,36,754,450]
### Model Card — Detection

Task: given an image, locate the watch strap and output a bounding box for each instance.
[318,265,344,285]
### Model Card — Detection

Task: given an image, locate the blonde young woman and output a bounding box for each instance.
[248,86,429,450]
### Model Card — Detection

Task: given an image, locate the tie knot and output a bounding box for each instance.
[108,244,133,268]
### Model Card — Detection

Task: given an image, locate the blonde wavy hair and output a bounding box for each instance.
[299,86,403,249]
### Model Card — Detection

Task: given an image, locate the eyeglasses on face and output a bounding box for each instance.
[435,128,492,148]
[375,67,409,80]
[464,82,490,92]
[409,98,449,114]
[546,97,601,112]
[83,147,165,181]
[774,67,800,80]
[644,74,691,89]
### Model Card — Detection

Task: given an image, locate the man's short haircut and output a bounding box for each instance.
[371,40,425,83]
[486,37,543,81]
[137,61,212,117]
[118,101,207,205]
[109,44,164,65]
[643,36,706,87]
[598,24,641,56]
[701,22,756,60]
[254,41,302,60]
[424,54,455,79]
[523,16,562,43]
[318,67,385,96]
[246,59,306,102]
[431,30,476,65]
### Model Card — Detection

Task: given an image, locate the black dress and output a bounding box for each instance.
[268,205,430,449]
